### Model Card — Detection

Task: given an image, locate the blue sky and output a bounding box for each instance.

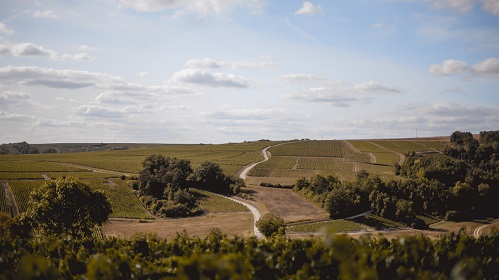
[0,0,498,143]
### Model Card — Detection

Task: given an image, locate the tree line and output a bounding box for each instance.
[294,131,499,227]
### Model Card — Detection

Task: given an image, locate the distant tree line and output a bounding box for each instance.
[294,130,499,227]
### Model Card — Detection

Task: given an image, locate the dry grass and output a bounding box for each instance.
[102,212,253,239]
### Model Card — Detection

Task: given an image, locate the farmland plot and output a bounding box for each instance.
[0,183,11,215]
[287,219,367,234]
[269,140,344,157]
[8,180,42,213]
[86,179,152,219]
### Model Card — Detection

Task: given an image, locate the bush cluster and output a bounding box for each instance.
[0,228,496,279]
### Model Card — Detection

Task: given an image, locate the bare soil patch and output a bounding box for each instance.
[248,185,329,223]
[102,213,252,239]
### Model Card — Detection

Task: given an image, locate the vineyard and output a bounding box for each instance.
[287,219,367,233]
[192,189,250,213]
[0,183,10,215]
[247,140,404,181]
[0,141,284,223]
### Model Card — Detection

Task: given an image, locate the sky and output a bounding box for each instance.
[0,0,498,144]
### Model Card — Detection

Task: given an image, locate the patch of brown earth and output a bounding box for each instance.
[248,185,329,223]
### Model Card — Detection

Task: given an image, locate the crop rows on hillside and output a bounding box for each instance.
[347,140,390,153]
[269,140,344,157]
[372,152,401,165]
[86,179,152,219]
[341,141,371,163]
[0,184,11,215]
[8,180,42,213]
[370,140,446,154]
[192,189,250,213]
[296,157,337,170]
[287,219,367,233]
[0,160,83,172]
[33,141,278,175]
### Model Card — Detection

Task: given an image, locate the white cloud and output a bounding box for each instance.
[173,68,248,88]
[62,53,92,61]
[118,0,264,15]
[295,1,323,15]
[0,92,31,109]
[73,105,126,119]
[354,81,403,93]
[138,71,152,77]
[187,58,225,69]
[482,0,499,15]
[0,23,14,35]
[471,58,499,77]
[282,73,324,83]
[0,65,121,88]
[0,111,34,122]
[428,58,499,78]
[0,66,197,99]
[201,109,282,121]
[12,43,57,57]
[428,59,468,75]
[4,43,91,61]
[33,10,60,19]
[286,80,402,106]
[286,86,357,107]
[186,57,274,69]
[431,0,475,13]
[78,45,98,52]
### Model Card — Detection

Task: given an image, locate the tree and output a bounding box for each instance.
[324,187,361,218]
[193,161,229,193]
[12,141,39,154]
[24,177,112,238]
[138,154,192,198]
[256,213,285,237]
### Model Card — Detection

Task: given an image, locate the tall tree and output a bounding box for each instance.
[139,154,192,198]
[24,177,112,238]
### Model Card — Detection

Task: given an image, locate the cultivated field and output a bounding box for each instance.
[0,137,458,238]
[246,138,448,184]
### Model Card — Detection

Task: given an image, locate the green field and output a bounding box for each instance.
[247,140,415,181]
[287,219,367,233]
[0,141,283,219]
[0,138,449,223]
[192,189,250,213]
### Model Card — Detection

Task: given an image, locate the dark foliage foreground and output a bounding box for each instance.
[0,229,497,279]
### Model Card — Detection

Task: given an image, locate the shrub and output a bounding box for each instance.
[256,213,285,237]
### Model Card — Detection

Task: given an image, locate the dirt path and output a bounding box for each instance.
[222,195,262,238]
[473,220,499,237]
[238,142,292,180]
[49,162,136,176]
[2,181,19,217]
